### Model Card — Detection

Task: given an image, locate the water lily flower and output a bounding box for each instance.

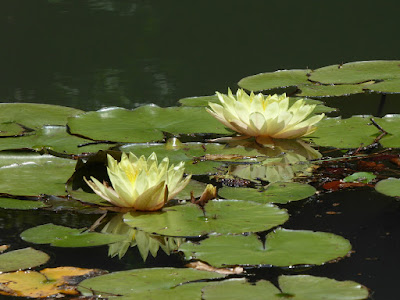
[84,152,191,211]
[207,89,325,143]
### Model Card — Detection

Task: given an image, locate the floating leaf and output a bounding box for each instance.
[373,115,400,148]
[0,103,83,130]
[219,182,316,204]
[20,223,126,247]
[123,200,288,237]
[305,116,379,148]
[0,267,104,298]
[0,248,50,272]
[375,178,400,198]
[180,228,351,267]
[78,268,225,297]
[179,95,220,106]
[0,197,48,210]
[309,60,400,85]
[0,126,111,154]
[0,153,76,196]
[202,276,368,300]
[238,69,310,91]
[68,105,231,143]
[343,172,376,183]
[297,84,365,97]
[0,122,26,137]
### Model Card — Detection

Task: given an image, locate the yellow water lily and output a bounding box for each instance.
[207,89,325,143]
[84,152,191,211]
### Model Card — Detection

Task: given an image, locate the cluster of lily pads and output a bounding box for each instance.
[1,60,399,298]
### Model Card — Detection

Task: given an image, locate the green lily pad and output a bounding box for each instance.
[309,60,400,85]
[0,153,76,196]
[0,103,83,130]
[343,172,376,183]
[219,182,316,204]
[305,116,379,148]
[0,197,48,210]
[297,84,365,97]
[179,95,220,106]
[372,115,400,148]
[20,223,126,247]
[202,276,368,300]
[238,69,310,91]
[68,105,231,143]
[365,79,400,94]
[176,179,208,200]
[180,228,351,267]
[123,200,288,237]
[0,122,27,137]
[375,178,400,198]
[0,247,50,272]
[78,268,225,297]
[0,126,112,155]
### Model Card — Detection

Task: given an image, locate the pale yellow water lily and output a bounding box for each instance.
[84,152,191,211]
[207,89,325,143]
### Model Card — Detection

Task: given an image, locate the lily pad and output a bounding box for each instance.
[372,115,400,148]
[0,126,111,155]
[305,116,380,148]
[78,268,225,297]
[0,122,27,137]
[0,247,50,272]
[0,103,83,130]
[20,223,127,247]
[67,105,231,143]
[219,182,316,204]
[297,84,365,97]
[202,276,368,300]
[0,153,76,196]
[309,60,400,85]
[179,95,220,106]
[123,200,288,237]
[238,69,310,91]
[0,197,48,210]
[343,172,376,184]
[375,178,400,198]
[180,228,351,267]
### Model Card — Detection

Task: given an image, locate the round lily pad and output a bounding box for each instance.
[68,105,231,143]
[297,84,365,97]
[0,103,83,130]
[219,182,316,204]
[202,276,368,300]
[0,247,50,272]
[238,69,310,91]
[20,223,127,247]
[0,125,111,154]
[375,178,400,198]
[123,200,288,237]
[343,172,376,183]
[180,228,352,267]
[0,153,76,196]
[78,268,225,297]
[373,114,400,148]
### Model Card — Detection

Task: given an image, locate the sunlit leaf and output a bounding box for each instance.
[0,248,49,273]
[67,105,231,143]
[0,103,83,130]
[219,182,316,204]
[0,267,104,298]
[0,153,76,196]
[78,268,225,297]
[180,228,351,267]
[375,178,400,198]
[123,200,288,237]
[20,223,127,247]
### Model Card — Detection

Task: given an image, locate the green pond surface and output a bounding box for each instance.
[0,1,400,299]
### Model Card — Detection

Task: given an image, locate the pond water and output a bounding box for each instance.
[1,1,400,299]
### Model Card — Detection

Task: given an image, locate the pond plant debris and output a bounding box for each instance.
[1,61,400,298]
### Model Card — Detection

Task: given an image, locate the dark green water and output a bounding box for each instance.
[1,1,400,299]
